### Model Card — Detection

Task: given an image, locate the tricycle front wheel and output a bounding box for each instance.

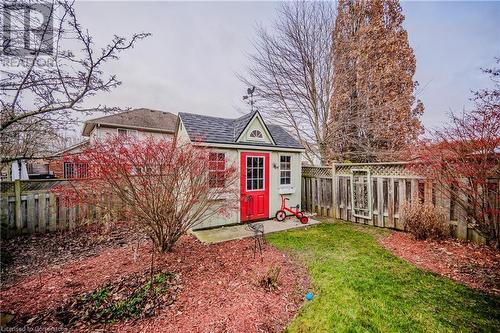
[300,216,309,224]
[275,210,286,222]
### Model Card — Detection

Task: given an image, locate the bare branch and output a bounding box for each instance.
[0,0,150,163]
[240,1,335,165]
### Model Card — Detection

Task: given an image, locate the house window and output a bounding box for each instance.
[280,155,291,185]
[208,152,226,188]
[64,162,89,179]
[117,128,138,138]
[246,156,264,190]
[27,163,49,175]
[249,129,263,139]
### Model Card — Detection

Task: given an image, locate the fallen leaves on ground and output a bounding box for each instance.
[11,271,181,331]
[380,232,500,295]
[1,235,309,332]
[1,222,145,289]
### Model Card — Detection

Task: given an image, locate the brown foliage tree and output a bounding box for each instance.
[329,0,424,163]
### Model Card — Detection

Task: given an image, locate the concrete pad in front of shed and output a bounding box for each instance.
[191,218,320,244]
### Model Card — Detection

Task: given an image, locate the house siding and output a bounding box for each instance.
[48,159,64,178]
[89,126,174,143]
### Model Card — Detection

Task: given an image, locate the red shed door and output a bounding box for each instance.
[240,152,270,222]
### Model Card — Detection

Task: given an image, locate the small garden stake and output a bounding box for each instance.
[150,241,155,287]
[245,223,265,262]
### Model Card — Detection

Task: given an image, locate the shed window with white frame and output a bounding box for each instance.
[280,155,291,185]
[208,152,226,188]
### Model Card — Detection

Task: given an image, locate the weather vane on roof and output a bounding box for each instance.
[243,86,256,113]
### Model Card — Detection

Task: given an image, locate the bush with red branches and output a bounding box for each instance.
[54,136,238,252]
[408,63,499,248]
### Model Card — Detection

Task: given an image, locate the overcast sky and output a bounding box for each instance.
[74,1,499,133]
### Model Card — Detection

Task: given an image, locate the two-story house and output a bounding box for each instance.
[26,109,178,179]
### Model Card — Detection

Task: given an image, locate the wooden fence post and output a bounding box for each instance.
[304,177,309,212]
[27,194,35,232]
[48,193,57,231]
[39,192,47,232]
[396,180,405,230]
[316,178,321,215]
[301,176,305,212]
[312,178,316,214]
[388,179,395,228]
[14,180,22,231]
[332,164,338,219]
[457,217,468,240]
[377,178,384,227]
[411,179,419,202]
[341,177,347,220]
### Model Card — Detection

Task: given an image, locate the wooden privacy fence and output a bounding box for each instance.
[302,163,488,244]
[1,180,105,235]
[302,166,334,218]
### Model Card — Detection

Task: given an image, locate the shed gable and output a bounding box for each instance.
[236,113,275,145]
[178,111,303,150]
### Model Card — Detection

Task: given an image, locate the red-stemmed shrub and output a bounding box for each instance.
[54,136,238,252]
[407,63,499,248]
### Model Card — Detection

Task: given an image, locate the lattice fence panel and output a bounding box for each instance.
[301,162,486,245]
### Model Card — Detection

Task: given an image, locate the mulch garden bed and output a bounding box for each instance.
[1,235,309,332]
[1,222,145,289]
[381,232,500,295]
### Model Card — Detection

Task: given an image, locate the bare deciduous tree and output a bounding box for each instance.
[0,1,149,167]
[241,1,335,165]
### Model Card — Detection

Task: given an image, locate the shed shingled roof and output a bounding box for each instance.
[178,111,303,149]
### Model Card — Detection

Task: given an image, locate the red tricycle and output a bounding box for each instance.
[275,194,308,224]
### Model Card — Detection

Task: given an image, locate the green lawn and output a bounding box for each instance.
[266,220,500,333]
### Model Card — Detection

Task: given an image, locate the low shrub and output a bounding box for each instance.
[400,202,450,240]
[82,272,174,322]
[50,271,178,327]
[258,266,281,291]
